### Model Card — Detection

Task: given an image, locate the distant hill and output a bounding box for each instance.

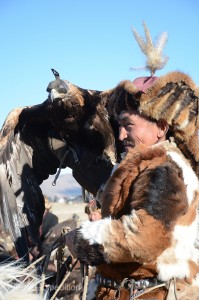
[40,172,82,199]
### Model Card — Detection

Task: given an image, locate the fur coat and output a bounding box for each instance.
[74,140,199,299]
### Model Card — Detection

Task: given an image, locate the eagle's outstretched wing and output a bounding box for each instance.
[0,74,117,261]
[0,104,61,260]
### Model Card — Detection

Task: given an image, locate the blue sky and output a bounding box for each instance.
[0,0,198,129]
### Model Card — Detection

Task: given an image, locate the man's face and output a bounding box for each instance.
[118,110,165,152]
[88,211,102,222]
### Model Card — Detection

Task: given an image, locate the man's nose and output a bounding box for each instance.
[119,127,127,141]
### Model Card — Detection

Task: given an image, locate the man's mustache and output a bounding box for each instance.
[123,139,135,147]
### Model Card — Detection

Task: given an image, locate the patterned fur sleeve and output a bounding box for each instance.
[74,207,179,266]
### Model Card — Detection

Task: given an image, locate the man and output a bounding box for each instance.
[85,204,102,222]
[62,25,199,299]
[63,74,199,300]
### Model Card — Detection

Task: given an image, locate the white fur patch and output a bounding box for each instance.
[157,258,190,282]
[157,151,199,281]
[174,220,199,262]
[157,209,199,281]
[79,218,111,245]
[168,150,199,204]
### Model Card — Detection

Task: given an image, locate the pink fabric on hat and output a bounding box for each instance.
[132,76,158,93]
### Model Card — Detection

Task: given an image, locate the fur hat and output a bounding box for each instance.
[109,23,199,177]
[110,72,199,176]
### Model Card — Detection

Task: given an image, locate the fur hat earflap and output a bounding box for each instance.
[139,71,199,173]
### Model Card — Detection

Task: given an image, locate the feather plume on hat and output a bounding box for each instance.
[131,22,169,75]
[108,23,199,178]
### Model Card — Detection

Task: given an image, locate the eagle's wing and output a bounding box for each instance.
[0,104,61,260]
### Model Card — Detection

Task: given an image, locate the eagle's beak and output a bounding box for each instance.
[49,88,68,102]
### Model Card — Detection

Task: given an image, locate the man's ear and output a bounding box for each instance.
[157,119,169,138]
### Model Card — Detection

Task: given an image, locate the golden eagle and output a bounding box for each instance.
[0,69,119,261]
